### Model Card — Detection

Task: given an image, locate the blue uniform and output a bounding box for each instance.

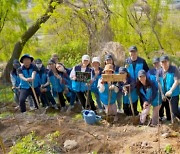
[91,67,103,109]
[18,64,39,89]
[18,64,39,112]
[139,83,161,107]
[99,81,117,105]
[126,57,149,81]
[159,65,180,120]
[37,66,57,107]
[71,65,91,92]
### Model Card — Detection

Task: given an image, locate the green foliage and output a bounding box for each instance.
[0,86,14,103]
[0,0,28,61]
[9,131,61,154]
[164,144,173,153]
[0,111,13,119]
[0,0,180,66]
[72,113,82,121]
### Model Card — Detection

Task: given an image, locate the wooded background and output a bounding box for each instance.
[0,0,180,81]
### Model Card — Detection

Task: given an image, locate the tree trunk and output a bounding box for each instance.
[1,0,63,83]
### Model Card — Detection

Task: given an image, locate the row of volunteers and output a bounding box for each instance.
[10,45,180,125]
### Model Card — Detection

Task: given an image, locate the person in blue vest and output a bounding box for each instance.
[118,67,139,116]
[159,55,180,121]
[147,57,163,88]
[91,57,103,113]
[56,62,76,111]
[48,59,66,112]
[125,45,149,109]
[137,70,162,126]
[98,64,119,121]
[35,59,58,110]
[10,59,21,108]
[18,54,40,113]
[104,54,123,113]
[70,55,96,111]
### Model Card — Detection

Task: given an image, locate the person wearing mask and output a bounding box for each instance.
[10,59,21,109]
[35,59,58,109]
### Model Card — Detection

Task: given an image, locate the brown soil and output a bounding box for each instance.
[0,103,180,154]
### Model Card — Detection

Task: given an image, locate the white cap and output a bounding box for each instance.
[82,55,90,62]
[92,57,101,64]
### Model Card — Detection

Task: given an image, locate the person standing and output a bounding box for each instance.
[125,45,149,108]
[10,59,21,108]
[18,54,40,113]
[159,55,180,121]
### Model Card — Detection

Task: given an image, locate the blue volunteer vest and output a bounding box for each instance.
[162,66,179,96]
[140,87,161,107]
[126,57,144,80]
[123,88,138,104]
[99,83,117,105]
[11,72,20,87]
[48,71,64,93]
[72,65,91,92]
[19,64,39,89]
[91,67,103,93]
[37,67,51,91]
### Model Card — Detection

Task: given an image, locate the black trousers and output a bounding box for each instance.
[57,92,66,107]
[159,95,180,120]
[76,91,96,111]
[19,88,40,112]
[40,91,56,107]
[123,100,139,116]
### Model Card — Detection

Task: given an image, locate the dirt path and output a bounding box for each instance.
[0,103,180,154]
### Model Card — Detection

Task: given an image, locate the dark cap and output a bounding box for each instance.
[119,67,128,74]
[105,54,113,61]
[138,70,146,77]
[129,46,138,52]
[35,59,42,64]
[20,54,34,63]
[152,57,160,64]
[48,59,56,64]
[160,55,169,62]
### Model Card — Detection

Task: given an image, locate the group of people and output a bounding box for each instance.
[10,45,180,126]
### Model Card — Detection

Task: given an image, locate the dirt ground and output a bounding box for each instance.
[0,102,180,154]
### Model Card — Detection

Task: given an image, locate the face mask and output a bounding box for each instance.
[36,64,42,69]
[13,64,20,69]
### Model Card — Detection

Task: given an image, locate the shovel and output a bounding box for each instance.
[124,84,139,125]
[106,82,114,123]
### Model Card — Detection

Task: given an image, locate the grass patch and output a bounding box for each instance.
[0,85,13,103]
[72,113,82,121]
[0,111,13,119]
[47,112,59,117]
[9,131,61,154]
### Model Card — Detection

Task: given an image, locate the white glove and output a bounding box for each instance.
[165,90,172,97]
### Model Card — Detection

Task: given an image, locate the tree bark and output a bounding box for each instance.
[1,0,63,83]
